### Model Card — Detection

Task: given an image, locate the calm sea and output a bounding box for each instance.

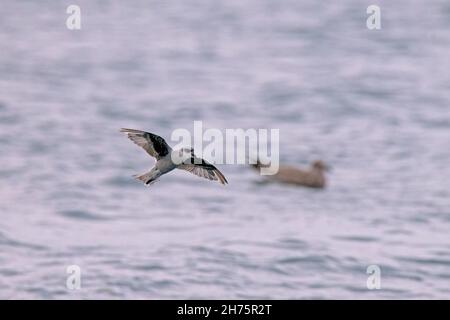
[1,0,449,299]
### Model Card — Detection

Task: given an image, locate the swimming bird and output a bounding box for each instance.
[253,160,329,188]
[120,128,228,185]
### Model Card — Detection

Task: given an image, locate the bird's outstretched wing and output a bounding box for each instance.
[120,128,171,160]
[178,157,228,185]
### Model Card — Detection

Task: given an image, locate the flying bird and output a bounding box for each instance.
[120,128,228,186]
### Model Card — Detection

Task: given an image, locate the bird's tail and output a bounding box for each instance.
[133,168,161,185]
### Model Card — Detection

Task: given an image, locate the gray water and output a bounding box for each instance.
[1,0,450,299]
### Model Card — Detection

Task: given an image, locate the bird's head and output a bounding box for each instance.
[180,147,195,156]
[174,148,195,164]
[312,160,330,172]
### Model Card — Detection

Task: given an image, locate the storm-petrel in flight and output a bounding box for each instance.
[120,128,228,185]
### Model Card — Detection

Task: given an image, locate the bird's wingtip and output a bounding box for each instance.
[218,173,228,185]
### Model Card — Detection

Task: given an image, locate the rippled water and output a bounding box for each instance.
[1,0,450,299]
